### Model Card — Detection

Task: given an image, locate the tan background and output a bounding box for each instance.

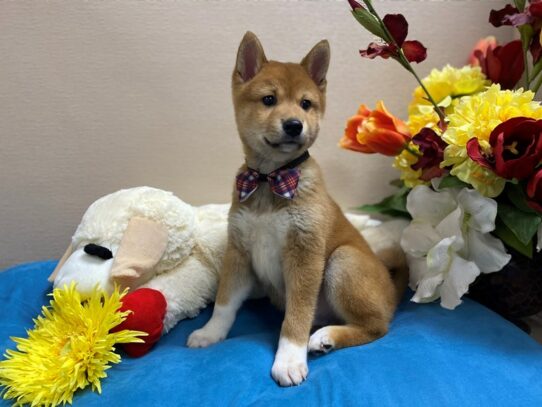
[0,0,511,269]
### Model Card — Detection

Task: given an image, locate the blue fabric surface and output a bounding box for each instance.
[1,261,542,407]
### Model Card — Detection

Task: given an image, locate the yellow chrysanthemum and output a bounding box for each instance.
[393,142,427,188]
[442,84,542,197]
[408,65,489,135]
[0,284,146,407]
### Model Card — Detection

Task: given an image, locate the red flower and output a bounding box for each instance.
[472,40,524,90]
[531,31,542,64]
[489,4,530,27]
[531,0,542,17]
[488,2,542,26]
[410,128,448,181]
[347,0,364,10]
[489,2,542,64]
[467,117,542,180]
[527,168,542,212]
[528,0,542,63]
[360,14,427,63]
[359,42,397,60]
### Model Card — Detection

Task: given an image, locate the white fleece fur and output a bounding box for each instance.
[144,204,229,332]
[72,187,196,273]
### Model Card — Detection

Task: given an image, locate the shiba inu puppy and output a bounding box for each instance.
[187,32,408,386]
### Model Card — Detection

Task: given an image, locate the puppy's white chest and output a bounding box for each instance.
[232,209,290,292]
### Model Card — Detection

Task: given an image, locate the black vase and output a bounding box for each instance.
[467,247,542,332]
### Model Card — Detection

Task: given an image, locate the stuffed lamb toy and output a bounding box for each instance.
[49,186,406,355]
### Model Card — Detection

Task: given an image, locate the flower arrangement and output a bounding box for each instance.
[341,0,542,311]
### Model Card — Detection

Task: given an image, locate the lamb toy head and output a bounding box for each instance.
[48,186,229,356]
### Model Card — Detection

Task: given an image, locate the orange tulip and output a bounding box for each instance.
[339,101,411,156]
[468,36,497,66]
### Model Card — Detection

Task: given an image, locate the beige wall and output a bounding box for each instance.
[0,0,510,269]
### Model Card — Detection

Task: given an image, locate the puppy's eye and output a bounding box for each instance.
[301,99,312,110]
[262,95,277,106]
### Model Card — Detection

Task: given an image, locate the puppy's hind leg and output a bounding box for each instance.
[309,245,398,354]
[187,243,254,348]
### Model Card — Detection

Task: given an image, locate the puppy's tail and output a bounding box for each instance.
[361,219,410,305]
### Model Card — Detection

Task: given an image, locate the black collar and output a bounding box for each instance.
[249,151,310,182]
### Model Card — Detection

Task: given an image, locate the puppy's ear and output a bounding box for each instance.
[235,31,268,83]
[301,40,330,91]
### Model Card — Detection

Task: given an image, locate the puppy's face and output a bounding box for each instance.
[232,32,330,165]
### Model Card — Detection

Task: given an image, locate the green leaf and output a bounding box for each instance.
[494,218,533,258]
[514,0,526,12]
[531,57,542,82]
[351,9,386,40]
[505,183,538,214]
[438,175,469,189]
[497,202,541,245]
[519,24,534,51]
[357,187,411,218]
[389,179,404,188]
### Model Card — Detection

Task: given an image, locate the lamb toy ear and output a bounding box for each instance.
[110,217,169,290]
[48,243,74,282]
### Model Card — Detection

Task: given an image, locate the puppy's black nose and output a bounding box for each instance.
[283,119,303,138]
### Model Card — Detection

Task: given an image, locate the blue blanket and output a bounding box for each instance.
[1,261,542,406]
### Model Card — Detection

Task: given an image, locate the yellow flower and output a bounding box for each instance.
[408,65,489,135]
[442,84,542,197]
[443,84,542,146]
[393,142,427,188]
[0,284,146,407]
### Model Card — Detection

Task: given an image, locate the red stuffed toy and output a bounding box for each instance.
[111,288,167,357]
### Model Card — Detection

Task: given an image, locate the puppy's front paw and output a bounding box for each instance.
[308,326,335,354]
[271,338,308,386]
[186,328,224,348]
[271,359,308,386]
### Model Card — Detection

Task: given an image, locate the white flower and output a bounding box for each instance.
[401,185,511,309]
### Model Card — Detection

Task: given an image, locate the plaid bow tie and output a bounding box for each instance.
[236,168,300,201]
[235,151,310,202]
